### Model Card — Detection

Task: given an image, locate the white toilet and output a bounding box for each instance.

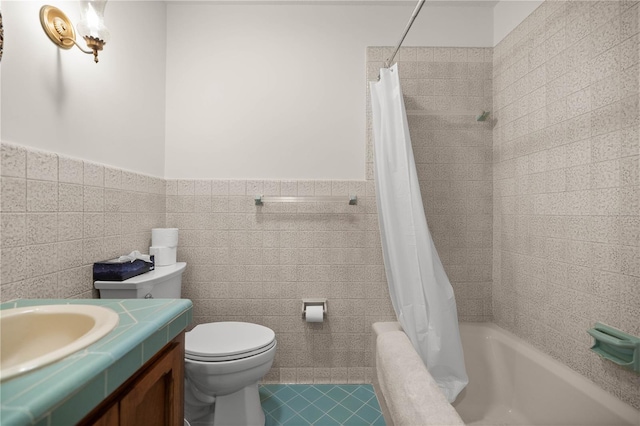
[95,262,277,426]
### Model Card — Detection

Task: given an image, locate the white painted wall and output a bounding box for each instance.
[164,2,494,179]
[1,1,538,180]
[493,0,542,45]
[1,1,167,177]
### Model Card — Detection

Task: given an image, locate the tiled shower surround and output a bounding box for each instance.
[366,46,495,322]
[492,1,640,409]
[0,143,166,300]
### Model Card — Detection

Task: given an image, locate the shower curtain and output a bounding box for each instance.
[370,64,468,402]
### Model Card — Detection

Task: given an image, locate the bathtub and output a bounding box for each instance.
[453,323,638,425]
[373,322,640,426]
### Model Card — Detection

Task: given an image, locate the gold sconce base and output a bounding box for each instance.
[39,5,107,63]
[40,5,76,50]
[84,36,105,63]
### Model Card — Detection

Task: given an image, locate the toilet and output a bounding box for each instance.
[184,322,276,425]
[94,262,277,426]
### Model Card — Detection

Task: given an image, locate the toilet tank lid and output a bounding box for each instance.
[94,262,186,289]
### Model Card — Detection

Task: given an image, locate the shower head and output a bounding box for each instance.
[476,111,490,122]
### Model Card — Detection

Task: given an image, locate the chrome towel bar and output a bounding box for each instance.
[254,195,357,206]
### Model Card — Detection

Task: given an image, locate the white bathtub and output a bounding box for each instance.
[452,323,639,426]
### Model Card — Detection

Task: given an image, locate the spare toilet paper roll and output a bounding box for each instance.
[152,228,179,248]
[305,305,324,323]
[149,246,177,266]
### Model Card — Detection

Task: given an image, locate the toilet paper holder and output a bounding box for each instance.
[302,298,327,319]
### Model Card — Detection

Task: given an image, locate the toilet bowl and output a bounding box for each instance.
[184,321,277,426]
[94,263,277,426]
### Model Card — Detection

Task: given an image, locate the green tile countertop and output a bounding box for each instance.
[0,298,193,426]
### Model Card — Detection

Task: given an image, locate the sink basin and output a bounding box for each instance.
[0,305,119,382]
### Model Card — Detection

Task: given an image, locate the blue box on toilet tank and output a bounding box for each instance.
[92,256,155,281]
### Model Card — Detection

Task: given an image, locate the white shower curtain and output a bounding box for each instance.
[370,64,468,402]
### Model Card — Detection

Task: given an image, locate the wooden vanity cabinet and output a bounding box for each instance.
[80,333,185,426]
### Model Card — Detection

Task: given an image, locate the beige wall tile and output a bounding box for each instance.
[58,212,83,241]
[26,213,57,245]
[84,213,104,238]
[1,247,26,284]
[84,162,104,187]
[24,274,59,298]
[83,187,104,212]
[398,47,417,62]
[178,179,195,195]
[82,238,105,264]
[229,180,247,195]
[165,179,178,195]
[194,180,212,196]
[104,167,122,189]
[1,177,26,212]
[26,149,57,181]
[25,243,58,278]
[59,156,84,184]
[366,46,383,62]
[58,266,92,298]
[27,180,57,212]
[58,184,82,212]
[1,214,26,248]
[1,143,27,178]
[104,189,123,213]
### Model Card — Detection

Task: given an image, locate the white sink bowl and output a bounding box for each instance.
[0,305,119,382]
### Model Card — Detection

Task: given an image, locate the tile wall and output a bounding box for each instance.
[0,142,166,301]
[492,1,640,409]
[166,179,395,383]
[366,46,495,322]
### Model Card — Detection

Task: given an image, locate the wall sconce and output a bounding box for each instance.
[40,1,110,63]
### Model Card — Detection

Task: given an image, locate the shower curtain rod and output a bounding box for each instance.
[384,0,426,68]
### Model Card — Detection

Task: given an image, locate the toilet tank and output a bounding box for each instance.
[95,262,187,299]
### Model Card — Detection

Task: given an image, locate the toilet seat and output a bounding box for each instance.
[185,322,276,362]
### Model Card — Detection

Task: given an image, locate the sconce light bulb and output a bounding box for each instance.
[77,0,110,45]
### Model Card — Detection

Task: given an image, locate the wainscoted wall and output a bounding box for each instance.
[0,142,166,301]
[0,46,496,383]
[366,46,495,322]
[492,1,640,409]
[165,179,394,383]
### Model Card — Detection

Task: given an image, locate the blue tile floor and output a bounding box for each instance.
[260,384,386,426]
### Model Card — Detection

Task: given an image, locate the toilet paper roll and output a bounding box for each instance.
[149,246,177,266]
[305,305,324,323]
[152,228,179,248]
